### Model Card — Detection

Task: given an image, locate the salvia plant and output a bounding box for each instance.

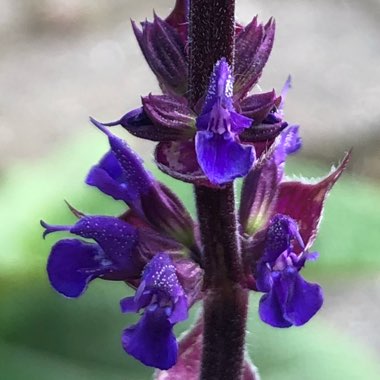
[41,1,350,379]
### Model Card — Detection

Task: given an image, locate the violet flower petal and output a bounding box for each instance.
[88,119,196,248]
[274,125,302,170]
[197,59,252,134]
[142,254,188,312]
[42,215,139,274]
[121,254,189,369]
[70,216,138,268]
[169,295,189,324]
[200,58,234,114]
[194,58,255,184]
[86,151,129,201]
[282,268,323,326]
[154,316,203,380]
[255,260,273,293]
[278,75,292,111]
[47,239,105,298]
[263,214,301,263]
[259,274,292,328]
[120,254,189,323]
[195,131,255,185]
[120,291,153,313]
[87,118,153,212]
[122,308,178,370]
[230,110,254,134]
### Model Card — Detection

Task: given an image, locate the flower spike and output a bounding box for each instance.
[40,3,350,373]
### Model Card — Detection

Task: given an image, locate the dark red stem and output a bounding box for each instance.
[189,1,248,379]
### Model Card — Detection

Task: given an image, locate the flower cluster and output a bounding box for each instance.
[41,0,349,374]
[42,119,203,370]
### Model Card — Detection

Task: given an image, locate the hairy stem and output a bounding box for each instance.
[195,185,248,380]
[189,1,248,379]
[189,0,235,105]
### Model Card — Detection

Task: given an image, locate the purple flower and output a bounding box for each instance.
[99,14,284,187]
[238,123,350,325]
[41,215,141,298]
[86,118,152,216]
[121,253,188,370]
[41,112,206,368]
[256,214,323,327]
[195,58,255,184]
[87,117,196,249]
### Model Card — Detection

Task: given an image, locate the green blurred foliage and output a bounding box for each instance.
[0,133,379,378]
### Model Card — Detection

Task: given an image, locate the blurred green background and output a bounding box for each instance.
[1,0,380,379]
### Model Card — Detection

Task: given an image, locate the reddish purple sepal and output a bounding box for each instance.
[239,90,286,144]
[132,14,188,96]
[239,126,301,235]
[141,183,197,249]
[239,90,280,125]
[109,106,193,142]
[274,151,351,250]
[107,94,196,141]
[234,17,276,100]
[174,259,204,306]
[142,94,196,139]
[154,315,260,380]
[165,0,189,45]
[240,159,279,235]
[155,140,213,187]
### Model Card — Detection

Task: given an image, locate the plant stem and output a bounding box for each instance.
[189,1,248,379]
[189,0,235,105]
[195,185,248,380]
